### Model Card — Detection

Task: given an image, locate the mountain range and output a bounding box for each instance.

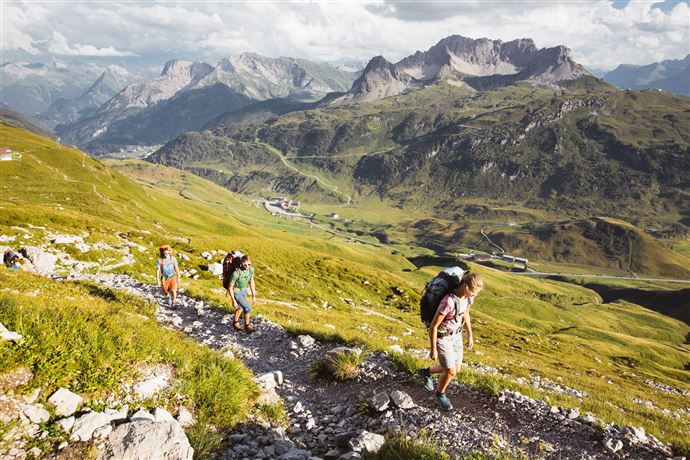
[56,54,357,154]
[603,55,690,97]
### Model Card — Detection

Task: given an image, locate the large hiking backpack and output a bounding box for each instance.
[222,252,242,289]
[420,267,464,327]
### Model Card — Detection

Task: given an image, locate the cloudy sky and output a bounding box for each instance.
[2,0,689,71]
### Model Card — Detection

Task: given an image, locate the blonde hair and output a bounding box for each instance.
[460,271,483,292]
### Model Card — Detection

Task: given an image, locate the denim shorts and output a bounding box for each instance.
[234,289,252,314]
[437,333,463,369]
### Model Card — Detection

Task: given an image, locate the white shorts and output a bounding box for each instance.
[437,333,463,369]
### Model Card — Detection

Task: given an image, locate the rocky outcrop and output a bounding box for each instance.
[336,35,589,102]
[100,420,194,460]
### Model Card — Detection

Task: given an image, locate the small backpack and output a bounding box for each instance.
[420,267,464,327]
[222,252,241,289]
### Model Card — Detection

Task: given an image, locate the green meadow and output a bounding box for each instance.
[1,124,689,454]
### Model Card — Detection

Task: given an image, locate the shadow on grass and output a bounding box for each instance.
[583,284,690,325]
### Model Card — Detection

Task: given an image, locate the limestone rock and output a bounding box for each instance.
[207,262,223,276]
[21,246,57,274]
[176,407,195,427]
[366,393,390,412]
[48,388,83,416]
[71,412,112,441]
[100,420,194,460]
[20,403,49,424]
[153,407,175,422]
[297,335,316,348]
[389,390,415,409]
[0,322,22,342]
[0,367,32,392]
[348,430,385,454]
[131,408,155,421]
[133,372,169,399]
[56,416,76,432]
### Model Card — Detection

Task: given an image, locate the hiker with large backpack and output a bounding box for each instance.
[228,254,256,334]
[3,249,21,270]
[156,245,180,308]
[418,269,484,411]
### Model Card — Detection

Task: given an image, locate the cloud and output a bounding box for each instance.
[47,31,137,57]
[1,1,688,70]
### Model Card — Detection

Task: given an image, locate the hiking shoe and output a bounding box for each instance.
[435,393,453,411]
[245,323,254,334]
[233,321,242,331]
[417,368,435,391]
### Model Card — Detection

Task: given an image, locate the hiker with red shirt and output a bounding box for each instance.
[418,271,484,410]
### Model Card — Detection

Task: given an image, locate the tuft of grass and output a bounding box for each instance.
[255,402,289,427]
[387,351,429,375]
[310,350,366,382]
[365,432,451,460]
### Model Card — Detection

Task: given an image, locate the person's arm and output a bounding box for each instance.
[156,260,161,286]
[229,271,239,308]
[428,311,444,360]
[249,276,256,305]
[463,307,474,350]
[174,258,181,285]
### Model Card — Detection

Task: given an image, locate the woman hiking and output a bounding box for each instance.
[418,271,484,410]
[229,254,256,333]
[156,245,180,308]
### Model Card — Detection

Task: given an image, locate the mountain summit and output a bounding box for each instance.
[338,35,589,102]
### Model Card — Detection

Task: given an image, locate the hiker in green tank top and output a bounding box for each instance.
[229,255,257,333]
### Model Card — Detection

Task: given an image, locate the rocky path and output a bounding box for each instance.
[69,274,673,460]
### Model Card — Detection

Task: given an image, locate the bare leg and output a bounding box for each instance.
[244,311,251,326]
[437,367,457,394]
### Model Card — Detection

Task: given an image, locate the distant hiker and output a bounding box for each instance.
[229,254,256,333]
[418,271,484,410]
[156,245,180,308]
[3,249,20,270]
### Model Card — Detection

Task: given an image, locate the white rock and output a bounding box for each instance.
[56,416,76,432]
[201,252,212,260]
[71,412,111,441]
[75,243,91,253]
[153,408,175,422]
[389,390,415,409]
[605,438,623,453]
[349,431,385,454]
[21,246,58,274]
[207,262,223,276]
[0,322,22,342]
[131,409,155,421]
[297,335,315,348]
[48,388,83,416]
[93,424,113,439]
[100,420,193,460]
[254,371,283,391]
[0,235,16,242]
[51,235,83,244]
[176,407,195,427]
[387,345,404,354]
[293,402,304,414]
[325,347,362,359]
[20,403,50,424]
[133,373,169,399]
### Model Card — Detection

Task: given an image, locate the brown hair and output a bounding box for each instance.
[159,245,172,258]
[460,271,483,292]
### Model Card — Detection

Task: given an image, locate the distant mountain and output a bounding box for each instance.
[58,54,357,154]
[0,59,104,115]
[37,66,135,128]
[603,55,690,97]
[335,36,589,102]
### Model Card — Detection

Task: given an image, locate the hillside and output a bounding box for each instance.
[2,124,689,457]
[603,55,690,97]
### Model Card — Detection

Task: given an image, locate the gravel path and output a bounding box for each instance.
[68,274,673,460]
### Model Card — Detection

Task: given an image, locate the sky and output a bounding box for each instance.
[2,1,689,71]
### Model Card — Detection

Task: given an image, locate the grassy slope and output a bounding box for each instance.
[1,124,689,453]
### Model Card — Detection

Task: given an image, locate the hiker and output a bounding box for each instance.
[229,254,256,333]
[3,249,21,270]
[221,250,243,293]
[156,245,180,307]
[418,271,484,410]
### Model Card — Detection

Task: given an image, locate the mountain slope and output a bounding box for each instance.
[604,55,690,97]
[2,124,689,455]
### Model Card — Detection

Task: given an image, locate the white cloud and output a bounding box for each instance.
[47,31,137,57]
[2,1,688,70]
